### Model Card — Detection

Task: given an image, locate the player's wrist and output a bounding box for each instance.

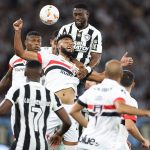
[86,66,92,74]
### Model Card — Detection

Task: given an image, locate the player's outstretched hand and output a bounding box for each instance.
[76,66,88,80]
[141,138,150,149]
[13,18,23,31]
[47,132,62,149]
[120,52,133,67]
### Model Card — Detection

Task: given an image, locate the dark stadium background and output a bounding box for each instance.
[0,0,150,149]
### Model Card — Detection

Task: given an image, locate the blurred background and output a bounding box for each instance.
[0,0,150,149]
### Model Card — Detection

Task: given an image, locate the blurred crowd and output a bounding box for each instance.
[0,0,150,149]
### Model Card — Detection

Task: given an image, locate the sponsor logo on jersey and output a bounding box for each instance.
[74,41,89,52]
[79,135,99,146]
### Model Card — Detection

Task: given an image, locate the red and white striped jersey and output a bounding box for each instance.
[123,91,138,122]
[77,79,128,150]
[9,55,27,86]
[37,51,79,94]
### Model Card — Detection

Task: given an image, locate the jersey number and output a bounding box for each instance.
[31,107,43,132]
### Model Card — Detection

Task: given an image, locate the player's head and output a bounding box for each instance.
[56,34,75,57]
[24,60,42,82]
[73,3,89,29]
[25,31,42,52]
[105,60,123,81]
[121,70,135,89]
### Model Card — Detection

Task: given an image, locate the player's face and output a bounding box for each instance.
[25,35,42,52]
[57,38,75,57]
[58,38,74,53]
[73,8,89,29]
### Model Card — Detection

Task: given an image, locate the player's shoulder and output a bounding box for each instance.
[10,54,21,61]
[61,22,74,28]
[9,54,23,65]
[129,96,138,108]
[88,24,101,34]
[40,46,52,54]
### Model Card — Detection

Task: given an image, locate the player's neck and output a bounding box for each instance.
[60,54,71,62]
[125,87,132,93]
[76,23,89,30]
[26,78,40,83]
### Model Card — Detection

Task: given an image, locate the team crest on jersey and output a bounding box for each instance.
[84,34,91,41]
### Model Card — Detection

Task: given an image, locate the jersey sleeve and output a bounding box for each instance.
[50,93,63,111]
[5,86,20,104]
[9,55,16,69]
[77,89,91,108]
[58,25,68,37]
[90,30,102,53]
[113,87,127,104]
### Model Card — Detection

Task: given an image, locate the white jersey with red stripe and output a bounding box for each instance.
[77,79,128,150]
[37,51,79,94]
[9,55,27,86]
[116,91,138,150]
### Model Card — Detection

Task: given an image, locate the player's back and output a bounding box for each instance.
[78,79,127,150]
[7,81,55,150]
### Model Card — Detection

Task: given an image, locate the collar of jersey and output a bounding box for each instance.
[102,78,120,86]
[73,22,90,31]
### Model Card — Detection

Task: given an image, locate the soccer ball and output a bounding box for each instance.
[39,5,59,25]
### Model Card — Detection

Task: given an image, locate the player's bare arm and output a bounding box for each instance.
[70,102,88,128]
[125,119,150,149]
[0,69,12,93]
[115,100,150,117]
[13,19,38,61]
[88,52,101,68]
[0,99,12,115]
[71,57,104,81]
[48,107,71,147]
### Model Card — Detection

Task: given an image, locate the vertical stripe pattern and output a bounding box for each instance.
[8,82,61,150]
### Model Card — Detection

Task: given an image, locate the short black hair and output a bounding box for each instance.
[57,34,73,43]
[26,31,41,37]
[121,70,135,87]
[26,60,42,69]
[74,3,89,11]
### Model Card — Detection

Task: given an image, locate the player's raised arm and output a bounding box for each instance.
[0,99,13,115]
[13,19,38,61]
[0,69,12,94]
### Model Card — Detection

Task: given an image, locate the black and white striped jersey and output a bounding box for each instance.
[5,81,62,150]
[58,22,102,65]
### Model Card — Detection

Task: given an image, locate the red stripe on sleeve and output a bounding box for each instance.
[103,105,115,109]
[37,53,42,64]
[114,97,126,103]
[123,114,137,122]
[13,58,23,65]
[88,104,94,109]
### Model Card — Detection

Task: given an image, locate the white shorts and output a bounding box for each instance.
[47,104,79,142]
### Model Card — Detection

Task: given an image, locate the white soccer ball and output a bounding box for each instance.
[39,5,59,25]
